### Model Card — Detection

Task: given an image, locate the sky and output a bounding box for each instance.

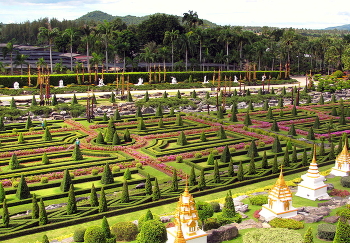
[0,0,349,29]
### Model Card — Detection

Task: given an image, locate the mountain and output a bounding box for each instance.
[76,10,218,27]
[325,24,350,30]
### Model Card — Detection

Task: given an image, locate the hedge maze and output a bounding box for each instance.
[0,97,349,240]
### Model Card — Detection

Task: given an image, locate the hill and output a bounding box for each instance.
[76,10,218,27]
[325,23,350,30]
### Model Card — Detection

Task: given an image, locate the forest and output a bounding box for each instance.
[0,10,350,75]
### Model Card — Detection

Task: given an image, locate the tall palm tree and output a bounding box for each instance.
[163,30,179,71]
[182,10,203,30]
[36,58,47,73]
[217,27,233,70]
[80,24,94,73]
[140,42,157,71]
[62,28,79,71]
[38,24,59,73]
[14,53,29,75]
[6,41,14,75]
[193,28,206,71]
[97,20,113,73]
[157,46,170,69]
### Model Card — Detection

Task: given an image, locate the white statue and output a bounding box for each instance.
[171,76,177,84]
[59,80,64,88]
[136,77,144,86]
[233,76,238,83]
[203,76,209,84]
[13,82,19,89]
[262,75,266,82]
[98,78,105,86]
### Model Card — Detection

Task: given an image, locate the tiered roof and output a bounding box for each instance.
[306,145,321,178]
[336,142,350,165]
[269,167,292,201]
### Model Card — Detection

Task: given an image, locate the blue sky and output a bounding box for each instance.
[0,0,349,29]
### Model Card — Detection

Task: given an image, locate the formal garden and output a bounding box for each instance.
[0,72,349,243]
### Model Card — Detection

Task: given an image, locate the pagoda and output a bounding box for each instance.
[259,167,298,219]
[330,141,350,177]
[166,185,207,243]
[295,145,329,200]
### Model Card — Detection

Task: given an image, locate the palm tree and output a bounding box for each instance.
[62,28,79,71]
[38,24,59,73]
[193,28,206,70]
[157,46,170,69]
[140,42,157,71]
[97,20,113,73]
[90,52,103,77]
[217,27,234,70]
[163,30,179,71]
[80,24,94,73]
[36,58,47,73]
[14,52,29,75]
[6,41,14,75]
[182,10,203,30]
[0,62,6,74]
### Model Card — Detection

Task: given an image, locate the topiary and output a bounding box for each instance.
[210,201,221,212]
[202,218,220,231]
[249,195,268,206]
[84,225,106,243]
[137,219,167,243]
[243,228,303,243]
[73,228,86,242]
[111,221,138,241]
[269,218,304,229]
[340,176,350,188]
[317,224,336,241]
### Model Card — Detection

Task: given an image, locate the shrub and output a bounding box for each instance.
[269,218,304,229]
[210,202,221,212]
[217,213,242,225]
[211,149,219,155]
[136,163,143,169]
[249,195,268,206]
[137,219,167,243]
[317,224,336,241]
[40,177,49,184]
[111,221,138,241]
[329,189,350,197]
[91,169,99,176]
[112,166,120,172]
[176,156,183,163]
[203,218,220,231]
[340,176,350,188]
[195,152,202,158]
[73,228,86,242]
[243,228,303,243]
[84,226,106,243]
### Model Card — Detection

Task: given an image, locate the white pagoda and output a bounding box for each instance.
[330,142,350,177]
[259,167,298,219]
[295,145,329,200]
[167,185,207,243]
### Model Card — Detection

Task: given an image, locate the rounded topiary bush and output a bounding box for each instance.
[112,166,120,173]
[73,228,86,242]
[210,201,221,212]
[340,176,350,188]
[111,221,138,241]
[84,226,106,243]
[203,218,220,231]
[269,218,304,229]
[317,224,336,241]
[243,228,302,243]
[249,195,268,206]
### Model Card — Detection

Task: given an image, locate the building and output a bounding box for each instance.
[330,142,350,177]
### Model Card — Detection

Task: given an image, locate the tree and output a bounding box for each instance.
[207,153,215,165]
[313,116,320,129]
[175,114,183,126]
[51,94,58,106]
[271,136,282,153]
[177,131,188,146]
[90,183,98,207]
[171,169,179,192]
[38,25,59,73]
[114,109,121,120]
[247,140,259,158]
[135,106,142,118]
[105,117,116,143]
[243,112,252,126]
[152,178,161,201]
[333,206,350,242]
[189,166,196,186]
[283,147,290,167]
[101,216,112,240]
[84,226,106,243]
[41,152,50,165]
[261,151,268,169]
[0,183,5,203]
[16,175,30,200]
[164,29,180,71]
[329,142,335,160]
[271,119,279,132]
[176,90,181,99]
[237,161,244,181]
[302,148,308,166]
[222,191,235,218]
[101,163,114,185]
[247,157,256,175]
[17,133,24,144]
[220,145,231,163]
[303,227,313,243]
[98,187,107,213]
[198,169,206,190]
[288,124,297,136]
[120,180,130,203]
[263,99,269,111]
[72,143,83,161]
[217,126,227,139]
[96,131,104,144]
[123,168,131,180]
[62,28,78,71]
[213,160,221,183]
[230,110,238,122]
[9,153,20,170]
[228,159,235,177]
[60,169,72,192]
[42,235,49,243]
[123,128,131,142]
[155,105,163,117]
[67,184,77,215]
[145,174,152,195]
[2,200,9,227]
[272,155,279,173]
[0,116,5,131]
[39,198,48,225]
[291,146,298,163]
[137,117,147,131]
[217,106,224,119]
[291,105,298,117]
[144,91,149,101]
[25,116,32,129]
[137,219,167,243]
[182,10,203,30]
[42,127,52,141]
[126,90,133,102]
[196,201,214,229]
[10,97,16,109]
[31,194,40,219]
[266,107,273,119]
[307,127,315,140]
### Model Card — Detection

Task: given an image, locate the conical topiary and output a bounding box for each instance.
[71,94,78,105]
[126,90,133,102]
[247,140,259,158]
[60,169,72,192]
[189,166,196,186]
[207,153,215,165]
[144,91,149,102]
[39,198,48,225]
[135,106,142,118]
[271,136,282,153]
[237,161,244,181]
[176,90,181,99]
[217,126,227,139]
[200,131,207,142]
[72,144,83,161]
[25,116,32,129]
[283,147,290,167]
[171,169,178,191]
[175,114,183,126]
[271,155,278,173]
[306,127,315,140]
[176,131,187,146]
[313,116,320,129]
[114,109,121,120]
[123,128,131,142]
[243,112,252,126]
[198,169,206,190]
[271,119,279,132]
[137,117,147,131]
[217,106,224,119]
[220,145,231,163]
[17,133,24,144]
[109,92,116,103]
[42,127,52,141]
[32,194,39,219]
[291,146,298,163]
[51,94,58,106]
[155,105,163,117]
[98,187,107,213]
[67,184,77,215]
[120,180,130,203]
[42,152,49,165]
[101,163,114,185]
[112,131,121,145]
[266,107,273,119]
[158,118,164,128]
[2,200,9,227]
[31,95,38,107]
[288,124,297,136]
[96,132,104,144]
[9,153,20,170]
[10,97,17,109]
[0,116,5,131]
[90,183,98,207]
[0,183,5,203]
[213,160,220,183]
[16,175,30,200]
[261,151,268,169]
[152,178,161,201]
[145,174,152,195]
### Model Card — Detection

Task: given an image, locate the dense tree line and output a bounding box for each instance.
[1,11,350,74]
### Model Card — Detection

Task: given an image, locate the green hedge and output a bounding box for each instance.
[317,224,336,241]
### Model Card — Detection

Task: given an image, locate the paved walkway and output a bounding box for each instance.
[0,76,307,102]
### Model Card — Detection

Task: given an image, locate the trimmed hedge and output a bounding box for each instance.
[269,218,304,229]
[317,224,336,241]
[340,176,350,188]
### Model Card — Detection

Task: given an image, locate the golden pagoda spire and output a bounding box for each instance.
[311,144,317,164]
[306,144,321,178]
[174,212,186,243]
[270,166,292,200]
[275,165,286,187]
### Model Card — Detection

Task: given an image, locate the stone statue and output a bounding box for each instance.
[13,82,19,89]
[203,76,209,84]
[136,78,144,86]
[171,77,177,84]
[59,80,64,88]
[233,76,238,83]
[262,75,266,82]
[98,78,105,86]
